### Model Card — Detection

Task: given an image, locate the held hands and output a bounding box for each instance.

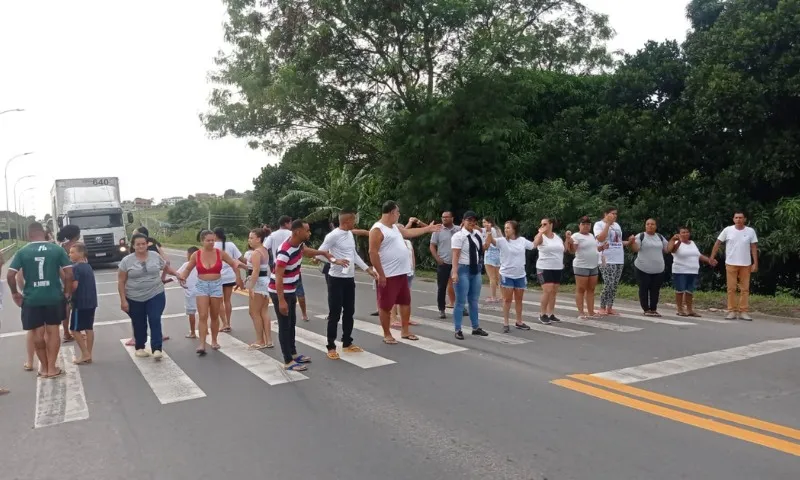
[377,273,387,287]
[310,257,320,265]
[709,258,719,267]
[671,234,680,242]
[425,221,442,233]
[367,268,378,279]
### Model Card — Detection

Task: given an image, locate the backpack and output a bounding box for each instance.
[638,232,666,244]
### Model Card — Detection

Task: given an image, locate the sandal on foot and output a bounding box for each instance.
[196,347,207,356]
[23,363,33,372]
[265,343,274,349]
[343,345,364,353]
[125,338,135,346]
[185,333,197,338]
[326,350,340,360]
[293,354,312,363]
[45,368,64,379]
[72,357,90,365]
[211,344,221,350]
[383,337,398,345]
[0,387,9,395]
[401,334,419,341]
[687,312,702,317]
[248,343,267,350]
[285,362,307,371]
[409,319,420,326]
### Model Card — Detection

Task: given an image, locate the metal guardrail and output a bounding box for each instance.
[1,242,19,257]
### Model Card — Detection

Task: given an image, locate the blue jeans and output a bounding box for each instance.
[453,264,481,331]
[128,292,166,352]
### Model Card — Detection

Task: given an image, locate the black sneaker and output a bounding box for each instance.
[539,315,552,325]
[549,314,561,323]
[515,323,531,330]
[455,330,465,340]
[502,325,510,334]
[462,310,469,316]
[471,328,489,336]
[439,310,446,319]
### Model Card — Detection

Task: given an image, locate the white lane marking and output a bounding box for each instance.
[592,337,800,384]
[205,331,308,385]
[520,300,695,326]
[552,297,731,324]
[97,286,182,297]
[476,304,642,333]
[313,314,467,355]
[411,310,531,345]
[422,306,592,338]
[272,324,395,369]
[34,346,90,429]
[120,338,206,404]
[0,306,251,339]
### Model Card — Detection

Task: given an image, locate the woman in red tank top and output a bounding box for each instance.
[179,230,246,355]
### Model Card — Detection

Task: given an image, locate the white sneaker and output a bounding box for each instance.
[724,311,737,320]
[135,349,150,358]
[739,312,753,321]
[152,350,163,360]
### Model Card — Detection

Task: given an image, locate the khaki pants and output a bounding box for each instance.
[725,265,751,313]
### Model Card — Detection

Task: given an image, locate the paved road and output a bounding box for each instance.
[1,248,799,480]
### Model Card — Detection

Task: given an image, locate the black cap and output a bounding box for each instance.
[462,210,478,220]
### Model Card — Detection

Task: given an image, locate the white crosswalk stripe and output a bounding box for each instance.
[476,304,642,332]
[120,338,206,404]
[313,314,468,355]
[202,331,308,385]
[274,324,396,368]
[520,300,695,326]
[34,346,89,429]
[410,311,532,344]
[423,306,593,338]
[551,298,732,324]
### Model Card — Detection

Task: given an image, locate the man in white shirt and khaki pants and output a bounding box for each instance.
[710,211,759,320]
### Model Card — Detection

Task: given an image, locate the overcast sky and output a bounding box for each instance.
[0,0,689,219]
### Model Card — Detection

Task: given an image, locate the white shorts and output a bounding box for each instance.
[185,293,197,315]
[253,276,269,296]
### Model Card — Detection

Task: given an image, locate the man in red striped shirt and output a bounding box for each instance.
[269,219,342,371]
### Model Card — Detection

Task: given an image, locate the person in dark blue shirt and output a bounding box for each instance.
[68,243,98,365]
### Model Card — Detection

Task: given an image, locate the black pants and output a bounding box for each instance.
[636,268,664,312]
[327,277,355,350]
[269,292,298,363]
[436,263,453,311]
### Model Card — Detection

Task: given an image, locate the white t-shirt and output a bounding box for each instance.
[371,222,411,277]
[536,234,565,270]
[717,226,758,266]
[264,229,292,261]
[672,241,702,274]
[317,228,368,278]
[593,221,624,265]
[404,240,415,277]
[496,237,534,279]
[176,261,198,297]
[214,241,242,284]
[571,232,599,269]
[451,228,484,266]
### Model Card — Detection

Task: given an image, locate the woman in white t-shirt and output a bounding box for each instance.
[481,218,502,303]
[565,216,601,318]
[534,218,565,324]
[668,226,712,317]
[485,221,533,333]
[592,207,630,315]
[214,228,245,333]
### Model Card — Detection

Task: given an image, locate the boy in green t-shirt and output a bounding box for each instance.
[7,222,74,378]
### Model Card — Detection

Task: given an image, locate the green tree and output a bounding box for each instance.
[167,199,202,225]
[281,165,373,223]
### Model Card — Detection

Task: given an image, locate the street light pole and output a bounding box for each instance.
[17,187,35,241]
[13,175,36,239]
[4,152,33,239]
[0,108,24,115]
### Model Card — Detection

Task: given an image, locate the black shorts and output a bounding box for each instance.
[70,308,96,331]
[536,268,563,285]
[21,301,67,331]
[222,282,237,288]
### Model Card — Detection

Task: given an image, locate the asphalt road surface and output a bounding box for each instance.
[1,247,799,480]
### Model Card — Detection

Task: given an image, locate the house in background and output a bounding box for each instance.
[134,197,154,209]
[161,196,183,207]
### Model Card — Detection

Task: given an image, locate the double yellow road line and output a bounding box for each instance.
[552,374,800,457]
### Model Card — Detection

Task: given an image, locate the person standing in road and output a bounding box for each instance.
[246,229,273,349]
[450,210,489,340]
[57,224,81,343]
[265,216,309,322]
[630,219,670,317]
[485,220,533,333]
[119,233,185,360]
[669,227,714,317]
[68,242,97,365]
[7,222,74,379]
[481,217,502,303]
[124,226,171,346]
[534,218,565,324]
[709,211,759,320]
[270,220,336,371]
[429,211,460,319]
[565,216,601,319]
[214,228,245,333]
[369,201,440,344]
[315,210,376,360]
[593,207,629,315]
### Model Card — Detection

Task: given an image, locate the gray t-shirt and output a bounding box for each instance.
[119,251,167,301]
[430,225,461,264]
[633,233,668,274]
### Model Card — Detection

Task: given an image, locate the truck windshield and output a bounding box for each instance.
[68,213,123,229]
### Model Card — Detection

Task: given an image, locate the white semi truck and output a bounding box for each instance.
[50,177,134,263]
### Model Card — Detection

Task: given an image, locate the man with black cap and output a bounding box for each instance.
[450,210,489,340]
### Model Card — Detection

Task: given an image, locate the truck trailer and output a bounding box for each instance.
[50,177,134,263]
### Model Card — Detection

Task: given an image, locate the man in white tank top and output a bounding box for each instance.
[369,201,440,344]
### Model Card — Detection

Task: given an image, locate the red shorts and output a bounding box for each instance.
[377,274,412,311]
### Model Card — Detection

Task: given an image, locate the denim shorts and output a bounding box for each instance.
[501,276,527,289]
[673,273,698,293]
[484,248,501,267]
[195,278,223,298]
[295,278,305,297]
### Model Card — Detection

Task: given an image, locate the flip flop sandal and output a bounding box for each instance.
[211,344,221,350]
[343,345,364,353]
[125,338,135,346]
[162,336,170,341]
[0,388,9,395]
[688,312,702,317]
[326,351,340,360]
[23,363,33,372]
[45,368,65,379]
[401,334,419,341]
[248,343,266,350]
[293,354,312,363]
[72,358,90,365]
[185,333,197,338]
[676,312,689,317]
[265,343,274,349]
[383,338,398,345]
[285,363,307,371]
[409,320,420,326]
[196,347,207,356]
